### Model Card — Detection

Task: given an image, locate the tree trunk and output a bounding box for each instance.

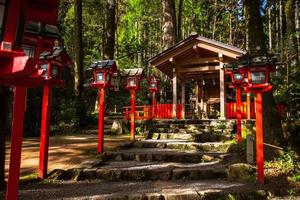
[244,0,267,55]
[280,0,284,59]
[177,0,183,41]
[0,86,9,190]
[103,0,116,60]
[244,0,284,157]
[268,5,273,52]
[162,0,176,49]
[74,0,87,127]
[285,0,299,66]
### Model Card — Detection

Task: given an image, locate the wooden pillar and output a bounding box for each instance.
[195,81,199,112]
[172,67,177,119]
[200,77,204,118]
[219,53,226,119]
[181,80,185,119]
[247,93,251,119]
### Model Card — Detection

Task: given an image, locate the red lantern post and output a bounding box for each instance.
[89,60,117,154]
[38,48,71,179]
[0,1,69,198]
[149,77,159,119]
[241,65,273,184]
[226,70,246,143]
[125,68,144,140]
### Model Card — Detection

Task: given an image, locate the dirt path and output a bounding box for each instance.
[5,134,132,178]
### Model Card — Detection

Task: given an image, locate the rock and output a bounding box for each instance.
[82,168,97,179]
[202,155,215,162]
[227,163,255,180]
[47,169,66,180]
[111,120,123,135]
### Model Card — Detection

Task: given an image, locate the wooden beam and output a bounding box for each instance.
[198,43,241,59]
[151,43,195,67]
[178,65,220,73]
[178,57,220,66]
[182,73,219,80]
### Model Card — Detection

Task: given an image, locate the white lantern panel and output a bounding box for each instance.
[129,78,136,87]
[96,72,105,84]
[233,73,243,81]
[251,72,266,84]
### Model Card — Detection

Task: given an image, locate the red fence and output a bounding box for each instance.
[124,104,183,120]
[156,104,183,119]
[226,102,255,119]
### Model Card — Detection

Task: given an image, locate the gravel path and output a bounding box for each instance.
[5,134,133,177]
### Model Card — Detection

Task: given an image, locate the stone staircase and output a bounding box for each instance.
[35,119,269,200]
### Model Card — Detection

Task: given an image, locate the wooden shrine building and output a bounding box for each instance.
[149,33,247,119]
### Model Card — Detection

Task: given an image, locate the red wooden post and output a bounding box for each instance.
[130,89,136,140]
[6,87,27,200]
[2,0,21,44]
[152,92,156,119]
[236,87,242,143]
[255,93,264,184]
[39,84,52,178]
[98,88,105,154]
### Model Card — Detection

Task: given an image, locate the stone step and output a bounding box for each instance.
[101,148,230,163]
[146,132,233,142]
[134,140,233,153]
[13,179,271,200]
[48,160,228,182]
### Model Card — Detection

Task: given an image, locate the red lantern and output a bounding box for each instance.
[124,68,144,140]
[90,60,117,88]
[149,76,159,92]
[148,76,159,119]
[241,66,273,94]
[89,60,117,154]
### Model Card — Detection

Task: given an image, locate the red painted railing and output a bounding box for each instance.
[124,104,183,120]
[226,102,255,119]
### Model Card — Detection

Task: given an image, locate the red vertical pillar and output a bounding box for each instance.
[2,0,21,44]
[39,84,52,179]
[236,87,242,143]
[255,93,264,184]
[152,92,156,119]
[130,89,136,140]
[98,88,105,154]
[6,86,27,200]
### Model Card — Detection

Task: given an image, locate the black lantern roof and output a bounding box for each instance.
[39,46,71,64]
[124,68,144,77]
[90,60,117,72]
[25,21,59,38]
[225,54,279,70]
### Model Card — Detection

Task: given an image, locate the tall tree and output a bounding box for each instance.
[244,0,284,153]
[162,0,176,49]
[177,0,183,41]
[103,0,116,59]
[74,0,87,126]
[0,87,9,190]
[285,0,299,65]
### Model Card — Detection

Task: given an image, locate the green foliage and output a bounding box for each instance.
[265,148,300,175]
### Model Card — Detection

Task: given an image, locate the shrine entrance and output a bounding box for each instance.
[149,33,249,119]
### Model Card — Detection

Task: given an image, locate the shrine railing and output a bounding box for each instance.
[226,102,255,119]
[123,104,183,120]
